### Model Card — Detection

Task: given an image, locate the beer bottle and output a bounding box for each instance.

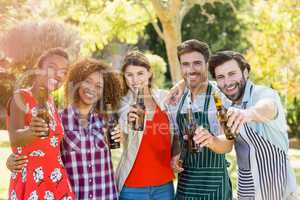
[186,94,199,152]
[36,86,50,137]
[130,87,145,131]
[213,91,236,140]
[105,104,120,149]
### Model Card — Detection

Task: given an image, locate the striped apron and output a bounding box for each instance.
[176,84,232,200]
[235,85,288,200]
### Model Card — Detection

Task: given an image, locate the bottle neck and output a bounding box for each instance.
[136,88,144,105]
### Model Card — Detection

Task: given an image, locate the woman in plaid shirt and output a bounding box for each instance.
[60,58,123,200]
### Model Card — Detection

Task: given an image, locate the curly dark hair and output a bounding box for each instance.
[121,50,152,95]
[208,50,251,79]
[65,58,123,111]
[36,47,69,68]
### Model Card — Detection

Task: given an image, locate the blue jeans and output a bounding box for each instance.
[120,182,174,200]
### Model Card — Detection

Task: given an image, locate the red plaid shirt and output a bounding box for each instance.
[60,105,118,200]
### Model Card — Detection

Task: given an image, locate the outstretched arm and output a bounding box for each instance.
[193,127,234,154]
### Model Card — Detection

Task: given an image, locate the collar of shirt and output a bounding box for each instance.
[69,104,98,118]
[66,105,104,132]
[179,90,206,114]
[179,81,219,114]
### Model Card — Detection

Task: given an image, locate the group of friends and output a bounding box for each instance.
[5,39,298,200]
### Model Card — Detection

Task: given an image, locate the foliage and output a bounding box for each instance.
[244,0,300,138]
[52,86,65,111]
[145,53,167,89]
[143,0,250,81]
[0,73,15,106]
[51,0,153,56]
[1,0,153,58]
[0,72,16,129]
[287,97,300,139]
[0,20,81,74]
[245,0,300,97]
[182,0,249,53]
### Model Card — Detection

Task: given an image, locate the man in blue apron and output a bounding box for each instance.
[204,51,298,200]
[169,39,233,200]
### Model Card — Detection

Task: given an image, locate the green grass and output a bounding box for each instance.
[1,147,299,199]
[0,147,12,200]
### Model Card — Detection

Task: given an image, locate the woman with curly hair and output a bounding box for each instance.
[60,58,123,200]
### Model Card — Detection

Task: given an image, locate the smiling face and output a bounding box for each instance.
[124,65,152,93]
[78,71,103,106]
[37,54,68,92]
[214,59,248,103]
[179,51,208,90]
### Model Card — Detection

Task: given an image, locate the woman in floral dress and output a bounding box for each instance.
[7,48,75,200]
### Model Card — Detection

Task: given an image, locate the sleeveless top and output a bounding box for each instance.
[8,89,75,200]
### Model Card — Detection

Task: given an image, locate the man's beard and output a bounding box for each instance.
[223,76,247,102]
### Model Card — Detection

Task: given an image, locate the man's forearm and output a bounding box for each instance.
[209,135,234,154]
[247,99,277,123]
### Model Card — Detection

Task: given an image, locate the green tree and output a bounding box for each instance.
[51,0,152,56]
[141,0,247,82]
[145,53,167,88]
[143,0,249,82]
[51,0,239,82]
[245,0,300,138]
[245,0,300,98]
[1,0,248,83]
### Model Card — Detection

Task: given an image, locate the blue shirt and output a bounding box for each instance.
[233,80,297,197]
[233,80,289,152]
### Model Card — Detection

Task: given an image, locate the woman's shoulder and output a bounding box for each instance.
[152,89,168,100]
[14,88,33,99]
[10,88,33,109]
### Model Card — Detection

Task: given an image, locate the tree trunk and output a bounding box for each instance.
[161,19,182,83]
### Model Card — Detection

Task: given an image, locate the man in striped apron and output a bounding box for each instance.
[169,39,233,200]
[207,51,298,200]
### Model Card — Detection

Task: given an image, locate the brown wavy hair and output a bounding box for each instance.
[65,58,123,111]
[121,50,152,95]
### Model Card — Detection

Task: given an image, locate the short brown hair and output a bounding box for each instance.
[177,39,210,63]
[121,50,152,94]
[36,47,69,68]
[209,51,251,79]
[65,58,123,111]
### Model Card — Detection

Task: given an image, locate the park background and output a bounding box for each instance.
[0,0,299,199]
